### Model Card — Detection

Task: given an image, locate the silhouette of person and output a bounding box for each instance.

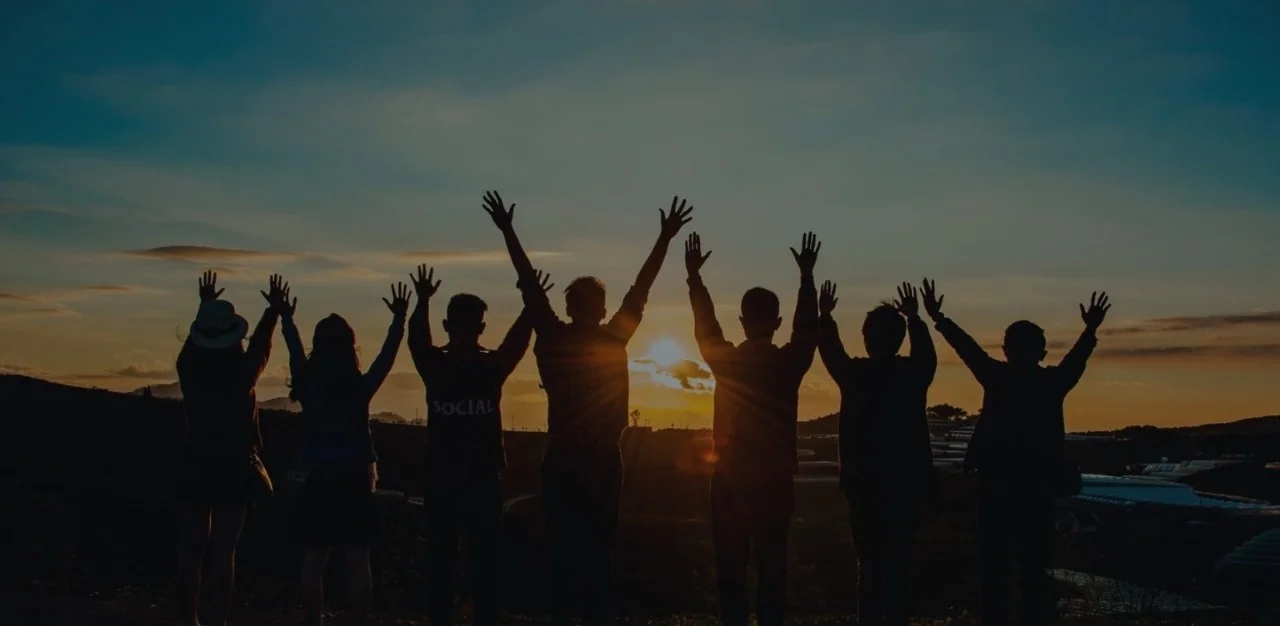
[282,281,410,626]
[816,281,937,626]
[684,231,821,626]
[173,271,283,626]
[483,191,693,626]
[924,280,1110,626]
[406,265,546,626]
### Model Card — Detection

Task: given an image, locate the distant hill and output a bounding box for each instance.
[131,381,301,412]
[131,381,182,399]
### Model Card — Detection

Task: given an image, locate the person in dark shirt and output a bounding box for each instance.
[482,190,693,626]
[406,264,545,626]
[284,282,409,626]
[684,231,821,626]
[174,271,283,626]
[816,281,937,626]
[924,280,1110,626]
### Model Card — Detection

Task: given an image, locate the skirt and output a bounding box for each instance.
[296,468,383,546]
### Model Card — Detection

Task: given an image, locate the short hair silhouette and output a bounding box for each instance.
[1002,320,1048,364]
[739,287,782,340]
[863,303,906,358]
[444,293,488,339]
[565,276,607,324]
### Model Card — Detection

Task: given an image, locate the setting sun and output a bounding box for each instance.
[647,338,686,368]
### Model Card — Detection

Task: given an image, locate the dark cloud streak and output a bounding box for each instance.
[1103,311,1280,336]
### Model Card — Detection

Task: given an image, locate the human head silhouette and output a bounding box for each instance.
[863,303,906,358]
[444,293,488,344]
[290,313,361,401]
[565,276,607,325]
[739,287,782,341]
[1002,320,1048,366]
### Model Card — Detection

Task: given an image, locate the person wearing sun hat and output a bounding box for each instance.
[173,270,288,626]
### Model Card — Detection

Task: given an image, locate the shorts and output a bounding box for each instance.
[296,468,383,546]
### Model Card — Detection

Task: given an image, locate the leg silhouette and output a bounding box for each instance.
[345,545,372,626]
[978,490,1014,626]
[1016,498,1055,626]
[755,477,794,626]
[175,505,211,626]
[300,546,330,626]
[581,458,623,626]
[543,468,579,626]
[427,486,462,626]
[467,476,503,626]
[203,507,246,626]
[711,473,751,626]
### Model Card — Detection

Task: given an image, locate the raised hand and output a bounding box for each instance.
[410,265,442,300]
[790,232,821,274]
[684,232,712,275]
[198,270,224,302]
[819,280,839,316]
[260,273,296,316]
[659,196,694,241]
[520,269,555,294]
[921,278,944,320]
[383,282,411,316]
[482,190,516,232]
[894,281,920,319]
[1080,291,1111,330]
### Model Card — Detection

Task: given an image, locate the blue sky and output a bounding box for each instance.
[2,1,1279,429]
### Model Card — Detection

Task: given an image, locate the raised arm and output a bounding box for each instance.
[243,273,289,384]
[684,232,732,366]
[817,280,853,380]
[923,278,996,385]
[482,190,560,331]
[407,265,443,381]
[894,281,937,386]
[605,197,694,343]
[1056,291,1109,393]
[364,283,410,396]
[785,232,820,372]
[494,306,536,380]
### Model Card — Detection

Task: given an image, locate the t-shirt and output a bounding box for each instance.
[176,307,277,461]
[409,307,533,476]
[818,314,936,494]
[520,282,647,465]
[689,274,818,479]
[283,313,405,471]
[934,316,1097,484]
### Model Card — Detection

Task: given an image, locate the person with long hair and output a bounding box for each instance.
[174,271,287,626]
[279,281,411,626]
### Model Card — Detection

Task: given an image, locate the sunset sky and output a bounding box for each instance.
[2,1,1278,431]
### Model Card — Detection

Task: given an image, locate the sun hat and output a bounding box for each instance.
[190,299,249,350]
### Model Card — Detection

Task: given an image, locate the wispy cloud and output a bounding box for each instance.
[1097,343,1280,361]
[0,292,38,302]
[1103,311,1280,336]
[77,285,142,293]
[398,250,564,263]
[123,245,302,263]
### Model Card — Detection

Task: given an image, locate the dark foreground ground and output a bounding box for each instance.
[3,376,1278,625]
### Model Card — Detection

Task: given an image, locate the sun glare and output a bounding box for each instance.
[647,338,685,368]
